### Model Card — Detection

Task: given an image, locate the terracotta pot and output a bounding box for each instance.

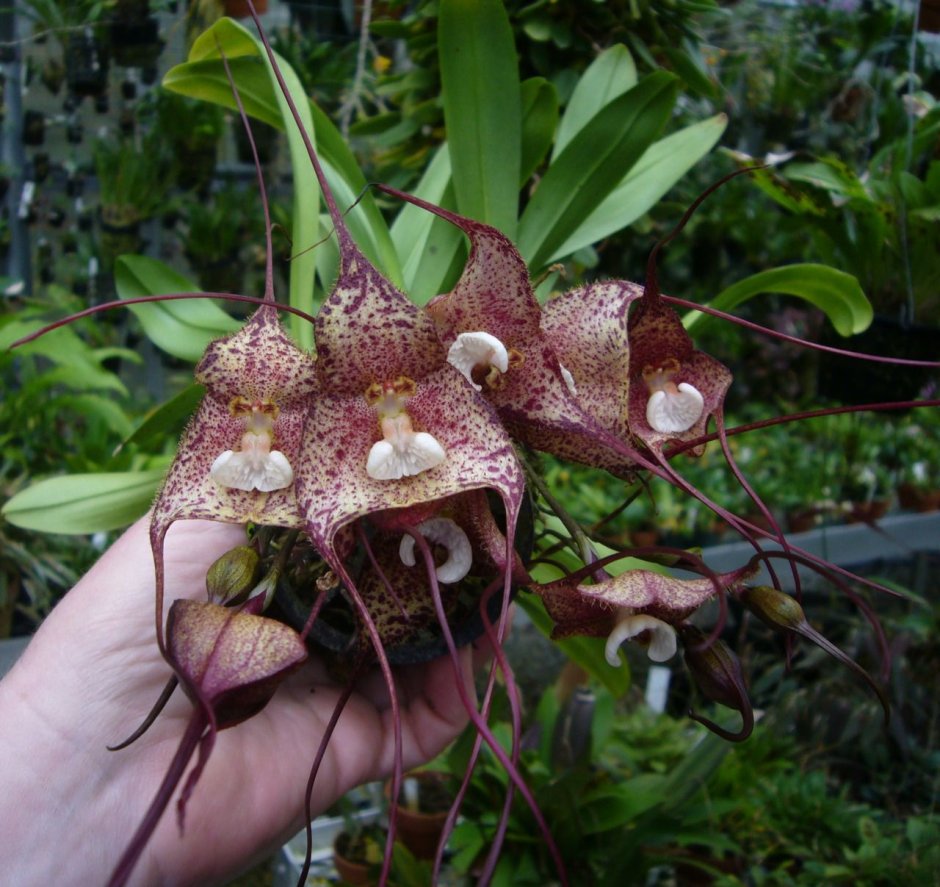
[386,771,452,860]
[921,0,940,33]
[786,507,818,534]
[333,832,376,886]
[223,0,268,17]
[897,483,940,512]
[846,499,891,524]
[630,528,659,548]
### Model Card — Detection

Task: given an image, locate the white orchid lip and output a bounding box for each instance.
[447,331,510,391]
[399,517,472,584]
[367,413,446,480]
[605,613,677,665]
[643,359,704,433]
[210,431,294,492]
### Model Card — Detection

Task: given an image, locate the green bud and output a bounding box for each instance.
[740,585,806,633]
[206,546,260,605]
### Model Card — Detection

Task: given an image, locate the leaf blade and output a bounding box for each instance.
[439,0,521,237]
[518,72,678,270]
[683,263,873,337]
[2,469,167,533]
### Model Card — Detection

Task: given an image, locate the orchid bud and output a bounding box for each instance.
[680,624,753,741]
[740,585,806,633]
[740,587,891,726]
[206,546,260,606]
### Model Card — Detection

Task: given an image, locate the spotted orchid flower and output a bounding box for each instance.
[291,224,525,602]
[376,187,656,480]
[149,305,317,647]
[533,562,755,665]
[625,294,732,454]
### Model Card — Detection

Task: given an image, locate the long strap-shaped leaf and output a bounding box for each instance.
[115,256,242,362]
[518,72,678,271]
[684,264,872,337]
[439,0,521,238]
[163,19,402,343]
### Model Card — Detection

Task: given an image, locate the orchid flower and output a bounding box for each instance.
[377,186,659,480]
[534,563,755,665]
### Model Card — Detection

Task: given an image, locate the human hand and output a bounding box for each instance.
[0,517,479,886]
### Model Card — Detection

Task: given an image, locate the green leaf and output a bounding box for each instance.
[580,775,668,833]
[2,469,166,533]
[520,77,559,185]
[118,384,205,451]
[164,22,400,299]
[439,0,521,237]
[785,158,869,203]
[516,592,631,699]
[553,44,637,159]
[390,146,466,303]
[518,72,678,271]
[308,101,403,285]
[662,44,718,100]
[657,730,733,814]
[727,152,827,216]
[114,256,242,362]
[1,321,128,395]
[548,113,727,263]
[684,264,873,337]
[63,394,136,440]
[164,18,318,348]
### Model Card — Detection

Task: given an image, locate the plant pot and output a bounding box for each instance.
[187,255,247,295]
[98,211,142,268]
[845,499,891,525]
[897,483,940,513]
[386,771,452,860]
[333,831,377,886]
[786,507,819,534]
[176,145,217,192]
[223,0,269,17]
[921,0,940,32]
[22,110,45,147]
[110,17,163,68]
[234,119,279,165]
[630,528,660,548]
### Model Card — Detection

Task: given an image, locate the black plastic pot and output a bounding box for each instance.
[275,494,534,666]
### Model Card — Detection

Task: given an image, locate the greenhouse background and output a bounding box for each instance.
[1,0,940,884]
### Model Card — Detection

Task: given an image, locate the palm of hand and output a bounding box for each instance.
[1,518,473,886]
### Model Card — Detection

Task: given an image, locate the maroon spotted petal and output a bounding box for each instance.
[540,280,643,442]
[376,188,647,478]
[533,564,754,640]
[152,306,317,534]
[295,363,524,564]
[314,242,445,395]
[167,598,308,729]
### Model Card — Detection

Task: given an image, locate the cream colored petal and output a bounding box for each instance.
[398,516,472,583]
[646,382,705,433]
[605,613,678,666]
[447,331,510,391]
[366,431,446,480]
[209,449,294,492]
